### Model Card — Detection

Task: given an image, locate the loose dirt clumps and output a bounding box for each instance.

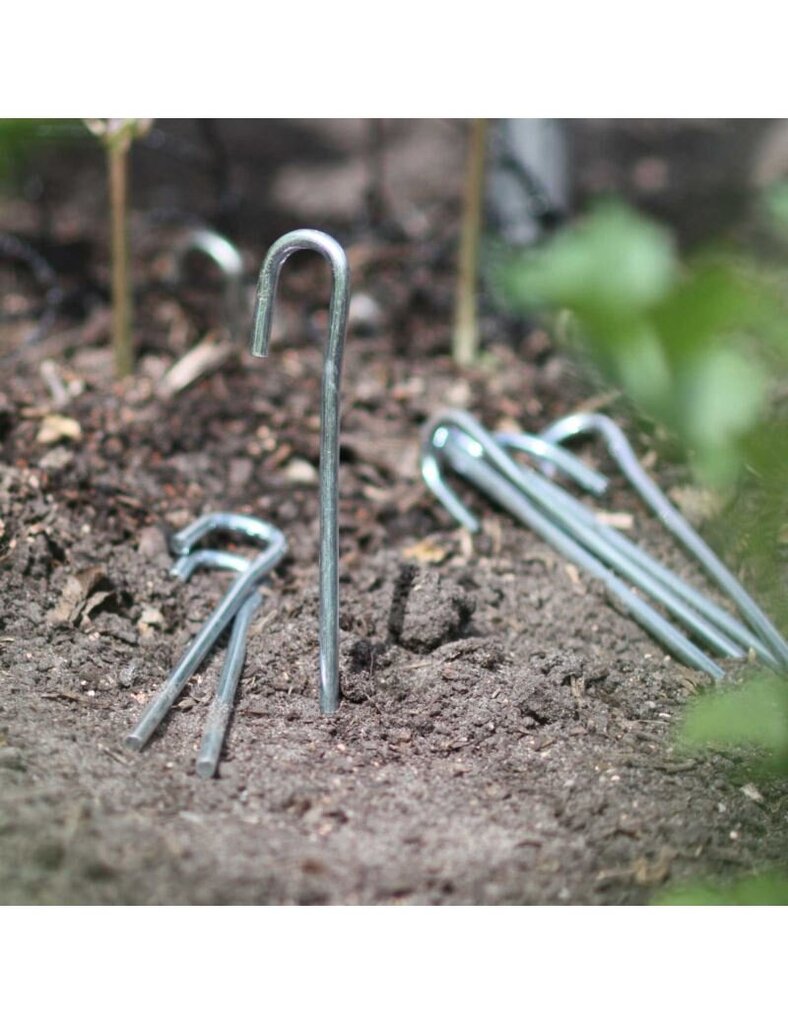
[1,121,786,904]
[1,326,785,904]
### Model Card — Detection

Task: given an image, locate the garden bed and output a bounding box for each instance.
[1,120,785,904]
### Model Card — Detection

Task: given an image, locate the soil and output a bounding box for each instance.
[1,119,786,905]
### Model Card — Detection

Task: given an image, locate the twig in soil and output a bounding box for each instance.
[85,119,153,378]
[39,359,70,407]
[156,331,234,399]
[250,230,350,715]
[97,743,131,766]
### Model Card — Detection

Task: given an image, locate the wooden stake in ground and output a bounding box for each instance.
[453,118,487,367]
[85,119,152,378]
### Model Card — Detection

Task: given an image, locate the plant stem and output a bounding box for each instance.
[453,118,487,367]
[108,139,133,377]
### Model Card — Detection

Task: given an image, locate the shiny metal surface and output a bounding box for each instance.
[175,228,245,341]
[541,412,788,667]
[126,516,286,750]
[421,410,782,679]
[250,229,350,713]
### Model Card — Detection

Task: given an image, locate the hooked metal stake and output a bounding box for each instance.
[175,228,245,341]
[197,588,262,779]
[422,410,786,679]
[540,412,788,669]
[499,424,779,669]
[126,513,287,751]
[250,230,350,714]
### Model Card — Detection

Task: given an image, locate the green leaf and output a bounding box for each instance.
[0,119,87,182]
[656,873,788,905]
[653,262,758,361]
[762,180,788,239]
[679,673,788,770]
[500,202,678,317]
[679,348,765,483]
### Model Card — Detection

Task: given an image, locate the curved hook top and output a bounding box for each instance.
[175,228,245,342]
[421,408,609,535]
[170,548,251,582]
[542,410,788,665]
[250,229,350,365]
[248,229,350,714]
[421,412,481,534]
[170,511,286,557]
[541,412,633,475]
[177,228,244,279]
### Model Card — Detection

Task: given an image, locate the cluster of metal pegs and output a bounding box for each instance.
[421,409,788,679]
[126,513,287,778]
[126,226,787,778]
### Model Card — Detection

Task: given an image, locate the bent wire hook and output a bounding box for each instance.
[126,513,287,750]
[540,412,788,668]
[422,410,728,678]
[250,230,350,714]
[175,228,245,342]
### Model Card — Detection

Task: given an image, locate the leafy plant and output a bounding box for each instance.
[0,119,87,187]
[498,198,788,905]
[657,872,788,906]
[453,119,488,366]
[499,201,787,486]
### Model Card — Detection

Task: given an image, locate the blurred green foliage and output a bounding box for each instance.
[499,197,788,906]
[763,180,788,238]
[680,673,788,776]
[0,119,87,186]
[656,872,788,905]
[499,201,787,487]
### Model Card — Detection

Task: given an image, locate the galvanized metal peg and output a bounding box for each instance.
[499,423,777,668]
[540,412,788,668]
[172,547,262,780]
[250,229,350,714]
[175,228,245,341]
[126,513,286,751]
[422,410,727,678]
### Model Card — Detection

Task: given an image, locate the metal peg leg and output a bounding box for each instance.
[250,229,350,714]
[196,590,262,779]
[126,516,286,751]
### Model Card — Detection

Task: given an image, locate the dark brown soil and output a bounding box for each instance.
[1,119,786,905]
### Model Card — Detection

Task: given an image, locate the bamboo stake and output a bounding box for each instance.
[108,136,133,378]
[85,119,152,378]
[453,118,487,367]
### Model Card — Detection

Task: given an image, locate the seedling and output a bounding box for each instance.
[453,119,487,367]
